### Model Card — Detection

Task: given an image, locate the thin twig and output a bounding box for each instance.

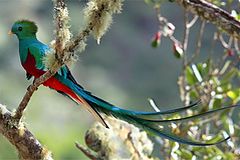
[188,20,206,64]
[234,38,239,54]
[219,34,230,48]
[217,35,234,70]
[186,15,198,28]
[127,132,142,159]
[209,32,218,59]
[181,11,190,105]
[182,11,190,64]
[75,142,98,160]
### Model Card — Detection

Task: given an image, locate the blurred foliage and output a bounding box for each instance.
[0,0,239,160]
[145,0,240,159]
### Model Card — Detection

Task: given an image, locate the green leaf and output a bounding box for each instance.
[222,116,234,135]
[225,152,236,159]
[227,91,238,99]
[220,83,231,93]
[189,90,198,99]
[192,64,203,82]
[206,134,225,144]
[206,59,212,74]
[212,98,222,109]
[186,66,198,85]
[180,149,193,159]
[227,88,240,103]
[197,62,209,79]
[221,68,237,84]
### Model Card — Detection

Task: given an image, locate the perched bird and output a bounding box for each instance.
[9,20,235,146]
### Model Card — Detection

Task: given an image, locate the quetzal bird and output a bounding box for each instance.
[10,20,236,146]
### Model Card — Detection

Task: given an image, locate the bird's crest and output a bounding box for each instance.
[15,19,38,33]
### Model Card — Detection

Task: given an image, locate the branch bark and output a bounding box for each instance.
[175,0,240,39]
[14,69,59,122]
[0,104,52,160]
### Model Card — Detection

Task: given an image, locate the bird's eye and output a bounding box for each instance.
[18,27,23,31]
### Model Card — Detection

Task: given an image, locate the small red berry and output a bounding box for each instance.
[227,49,234,56]
[151,32,161,48]
[173,43,183,58]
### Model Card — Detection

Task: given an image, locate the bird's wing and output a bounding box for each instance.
[27,44,47,72]
[29,44,109,128]
[28,44,71,77]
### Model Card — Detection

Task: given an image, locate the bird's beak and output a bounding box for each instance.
[8,30,13,35]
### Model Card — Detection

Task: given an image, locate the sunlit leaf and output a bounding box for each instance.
[220,83,231,93]
[186,66,198,85]
[206,134,225,144]
[190,90,198,99]
[212,98,222,109]
[192,64,203,82]
[197,62,209,79]
[227,89,240,103]
[180,149,193,159]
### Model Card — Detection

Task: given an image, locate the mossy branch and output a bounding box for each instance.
[0,104,52,160]
[175,0,240,39]
[76,117,156,160]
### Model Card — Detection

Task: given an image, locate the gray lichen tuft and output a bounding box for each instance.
[0,104,8,115]
[84,0,124,44]
[83,116,157,160]
[53,0,72,47]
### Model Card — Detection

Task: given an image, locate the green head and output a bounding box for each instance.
[10,20,38,39]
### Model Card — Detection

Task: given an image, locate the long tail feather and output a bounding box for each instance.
[141,122,230,146]
[132,104,239,123]
[71,83,238,145]
[77,88,201,117]
[75,94,109,128]
[59,74,238,146]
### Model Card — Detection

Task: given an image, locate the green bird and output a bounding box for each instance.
[9,19,237,146]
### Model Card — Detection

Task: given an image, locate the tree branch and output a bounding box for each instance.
[14,69,59,121]
[0,104,52,160]
[175,0,240,39]
[75,142,98,160]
